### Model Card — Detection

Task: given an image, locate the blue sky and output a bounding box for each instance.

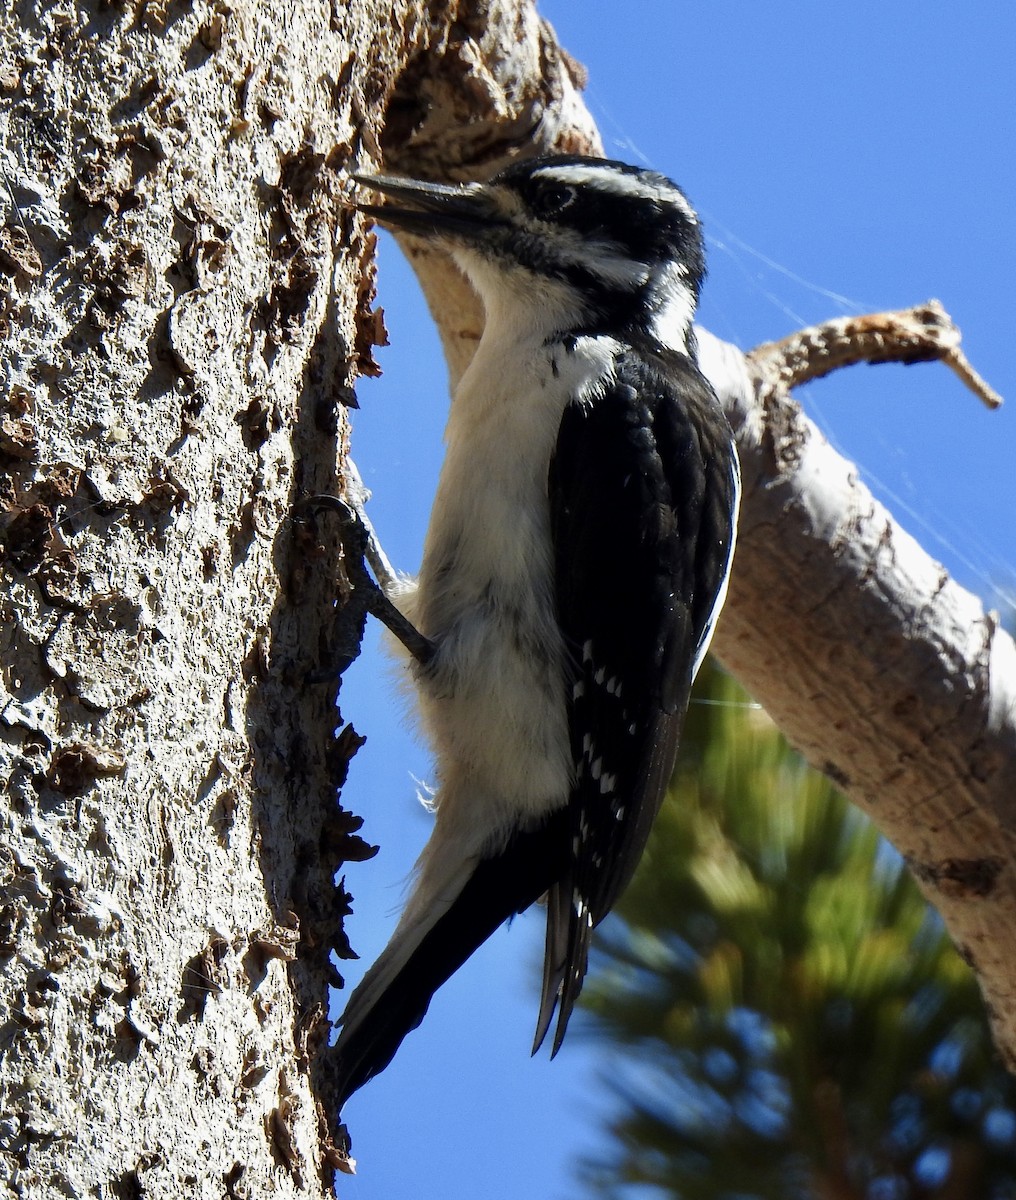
[336,4,1015,1196]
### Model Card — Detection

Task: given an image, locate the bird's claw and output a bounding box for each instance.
[296,492,434,667]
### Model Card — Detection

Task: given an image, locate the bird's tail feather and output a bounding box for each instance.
[532,877,594,1058]
[551,914,593,1056]
[533,880,570,1054]
[335,854,477,1045]
[332,809,568,1114]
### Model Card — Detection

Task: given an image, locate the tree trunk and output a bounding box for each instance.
[0,0,411,1191]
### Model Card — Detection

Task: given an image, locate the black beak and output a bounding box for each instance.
[348,172,502,242]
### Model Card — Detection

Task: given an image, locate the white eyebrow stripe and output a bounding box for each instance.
[531,164,698,224]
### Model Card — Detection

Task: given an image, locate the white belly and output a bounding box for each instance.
[389,330,622,844]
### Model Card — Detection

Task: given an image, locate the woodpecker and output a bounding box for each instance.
[333,154,739,1113]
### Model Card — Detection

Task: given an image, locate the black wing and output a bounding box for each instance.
[536,345,738,1054]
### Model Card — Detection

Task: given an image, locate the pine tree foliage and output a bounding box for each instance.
[579,663,1016,1200]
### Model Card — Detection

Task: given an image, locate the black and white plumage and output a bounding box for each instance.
[333,154,739,1112]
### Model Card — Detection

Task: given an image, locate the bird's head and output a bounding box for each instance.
[348,154,705,348]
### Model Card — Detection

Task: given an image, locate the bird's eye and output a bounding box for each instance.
[534,184,576,216]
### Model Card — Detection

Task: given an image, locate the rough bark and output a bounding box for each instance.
[0,0,415,1192]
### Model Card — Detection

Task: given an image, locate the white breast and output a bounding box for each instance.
[393,327,621,845]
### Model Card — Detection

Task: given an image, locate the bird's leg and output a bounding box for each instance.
[296,486,435,668]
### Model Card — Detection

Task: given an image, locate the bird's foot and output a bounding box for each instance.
[295,490,434,668]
